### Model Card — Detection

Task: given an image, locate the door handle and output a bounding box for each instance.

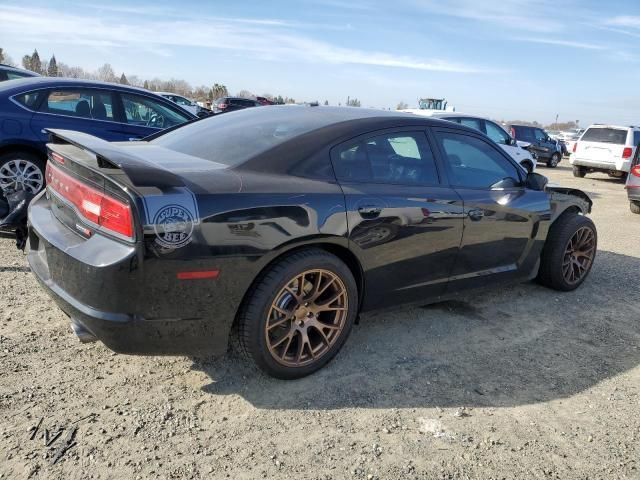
[467,208,484,221]
[357,205,382,218]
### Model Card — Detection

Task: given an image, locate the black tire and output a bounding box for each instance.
[237,249,358,379]
[630,202,640,215]
[0,151,46,194]
[547,153,560,168]
[537,213,597,291]
[572,165,586,178]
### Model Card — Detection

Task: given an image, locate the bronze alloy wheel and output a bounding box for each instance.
[265,269,348,367]
[562,226,596,285]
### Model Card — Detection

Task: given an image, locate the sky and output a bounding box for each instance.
[1,0,639,126]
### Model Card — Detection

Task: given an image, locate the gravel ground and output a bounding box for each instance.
[1,162,639,479]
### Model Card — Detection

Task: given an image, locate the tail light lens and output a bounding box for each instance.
[217,103,227,109]
[622,147,633,159]
[46,162,134,239]
[631,165,640,178]
[510,127,516,138]
[572,142,577,153]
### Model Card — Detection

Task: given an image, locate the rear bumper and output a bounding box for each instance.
[27,192,231,356]
[570,156,631,173]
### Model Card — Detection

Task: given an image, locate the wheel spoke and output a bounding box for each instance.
[265,267,349,368]
[267,316,291,330]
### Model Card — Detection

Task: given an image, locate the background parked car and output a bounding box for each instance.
[0,64,40,82]
[626,145,640,214]
[510,124,562,168]
[429,113,536,172]
[255,96,275,105]
[156,91,212,117]
[571,124,640,180]
[212,96,261,114]
[0,77,196,193]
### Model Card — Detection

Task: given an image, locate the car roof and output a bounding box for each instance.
[0,64,40,76]
[0,76,161,96]
[585,124,639,131]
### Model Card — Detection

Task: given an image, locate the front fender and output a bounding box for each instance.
[546,186,592,221]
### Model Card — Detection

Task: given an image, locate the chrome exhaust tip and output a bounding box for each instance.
[70,321,98,344]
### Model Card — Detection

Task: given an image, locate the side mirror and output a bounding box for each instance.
[525,172,548,191]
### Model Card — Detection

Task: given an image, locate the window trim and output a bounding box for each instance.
[330,127,443,187]
[430,126,525,190]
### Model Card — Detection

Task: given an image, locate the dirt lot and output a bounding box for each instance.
[1,162,639,480]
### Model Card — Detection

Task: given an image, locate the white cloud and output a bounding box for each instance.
[412,0,564,33]
[0,4,487,74]
[605,16,640,29]
[516,37,606,50]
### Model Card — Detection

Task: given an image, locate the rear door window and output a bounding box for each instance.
[634,130,640,147]
[120,93,191,128]
[333,131,439,185]
[458,117,483,132]
[40,89,115,121]
[513,126,535,142]
[581,127,628,145]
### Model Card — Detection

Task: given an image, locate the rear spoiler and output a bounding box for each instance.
[46,129,184,188]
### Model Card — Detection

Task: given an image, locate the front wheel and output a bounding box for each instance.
[237,249,358,379]
[537,213,597,291]
[547,153,560,168]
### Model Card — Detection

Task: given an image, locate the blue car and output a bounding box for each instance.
[0,77,197,193]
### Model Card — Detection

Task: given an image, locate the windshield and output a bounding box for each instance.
[152,106,362,166]
[581,127,628,145]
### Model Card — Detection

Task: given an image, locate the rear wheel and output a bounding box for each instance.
[572,165,586,178]
[547,153,560,168]
[237,249,358,379]
[0,152,45,194]
[630,201,640,214]
[537,213,597,291]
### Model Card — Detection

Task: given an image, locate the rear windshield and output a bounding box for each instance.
[581,127,628,145]
[152,106,353,166]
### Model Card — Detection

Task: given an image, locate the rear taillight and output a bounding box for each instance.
[46,162,134,239]
[217,103,227,109]
[510,127,516,138]
[622,147,633,159]
[573,142,577,153]
[631,165,640,178]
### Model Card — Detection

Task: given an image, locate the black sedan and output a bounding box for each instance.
[27,106,597,379]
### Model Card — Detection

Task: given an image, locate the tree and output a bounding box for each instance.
[324,100,329,106]
[143,80,150,90]
[97,63,116,83]
[29,49,42,74]
[347,98,361,107]
[396,101,408,110]
[47,55,58,77]
[119,73,129,85]
[0,48,4,64]
[236,89,254,99]
[211,83,228,100]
